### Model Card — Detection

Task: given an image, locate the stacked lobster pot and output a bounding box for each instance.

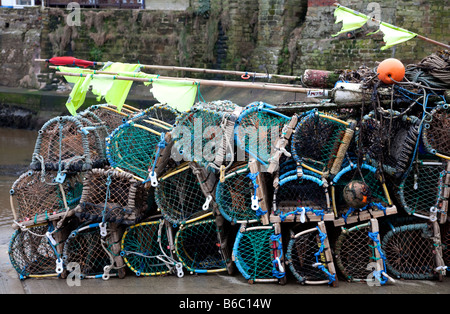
[8,51,450,286]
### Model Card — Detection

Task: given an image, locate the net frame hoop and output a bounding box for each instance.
[174,218,227,274]
[120,220,173,276]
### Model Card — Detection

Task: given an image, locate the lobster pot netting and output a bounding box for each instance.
[358,110,420,178]
[334,222,385,283]
[232,224,285,283]
[398,160,448,220]
[10,170,83,224]
[172,100,239,170]
[175,218,228,273]
[86,104,138,134]
[286,223,337,285]
[273,173,331,222]
[63,223,125,279]
[442,222,450,267]
[74,168,149,225]
[131,103,180,126]
[30,115,106,172]
[106,118,172,182]
[382,223,441,280]
[422,104,450,159]
[291,110,353,177]
[155,163,210,226]
[9,223,66,279]
[332,163,390,222]
[121,220,177,276]
[235,102,290,166]
[215,163,263,223]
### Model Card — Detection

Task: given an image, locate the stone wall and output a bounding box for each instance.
[0,0,449,90]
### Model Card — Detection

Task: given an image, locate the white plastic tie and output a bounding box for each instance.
[251,194,259,210]
[202,195,213,211]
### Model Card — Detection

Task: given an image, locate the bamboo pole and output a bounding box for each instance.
[55,71,330,95]
[38,58,301,81]
[333,3,450,50]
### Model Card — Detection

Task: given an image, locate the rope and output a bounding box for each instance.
[314,226,336,285]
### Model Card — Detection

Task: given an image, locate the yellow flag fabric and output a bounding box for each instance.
[65,74,93,116]
[58,66,86,84]
[150,79,198,112]
[379,22,417,50]
[96,63,141,112]
[332,5,370,37]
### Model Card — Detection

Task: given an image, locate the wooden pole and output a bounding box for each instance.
[37,58,301,81]
[333,3,450,50]
[55,71,330,95]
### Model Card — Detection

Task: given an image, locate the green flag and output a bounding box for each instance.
[65,74,93,116]
[379,22,417,50]
[93,63,141,112]
[332,5,370,37]
[150,79,198,112]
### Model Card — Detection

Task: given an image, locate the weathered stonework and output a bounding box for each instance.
[0,0,449,90]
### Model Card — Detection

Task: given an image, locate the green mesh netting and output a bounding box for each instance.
[106,120,169,181]
[291,110,349,175]
[121,220,174,276]
[172,101,238,169]
[398,160,446,218]
[232,225,284,281]
[155,164,209,226]
[235,102,290,166]
[215,163,260,223]
[174,218,227,273]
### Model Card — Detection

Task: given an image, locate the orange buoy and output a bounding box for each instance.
[376,58,405,84]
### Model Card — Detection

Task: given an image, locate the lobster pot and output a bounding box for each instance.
[10,170,83,226]
[382,222,446,280]
[77,109,110,151]
[442,222,450,268]
[290,110,355,178]
[8,221,73,279]
[216,162,266,224]
[331,163,396,226]
[232,223,286,284]
[74,168,149,225]
[286,222,338,286]
[155,163,212,227]
[174,218,228,274]
[106,117,173,183]
[358,110,420,178]
[334,219,390,285]
[121,219,178,276]
[267,114,298,173]
[86,104,139,134]
[62,222,126,279]
[422,103,450,159]
[398,160,448,221]
[172,100,240,170]
[30,115,106,172]
[271,172,333,223]
[235,102,290,166]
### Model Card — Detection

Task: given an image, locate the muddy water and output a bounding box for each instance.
[0,128,38,245]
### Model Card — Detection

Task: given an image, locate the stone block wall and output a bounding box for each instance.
[0,0,449,90]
